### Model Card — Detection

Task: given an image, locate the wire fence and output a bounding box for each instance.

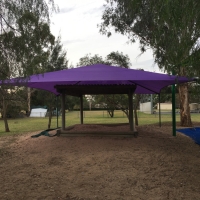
[76,110,127,118]
[72,110,200,125]
[75,110,181,118]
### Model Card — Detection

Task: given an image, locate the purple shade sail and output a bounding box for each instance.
[1,64,192,95]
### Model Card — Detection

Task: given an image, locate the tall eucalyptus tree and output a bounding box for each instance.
[0,0,56,131]
[99,0,200,126]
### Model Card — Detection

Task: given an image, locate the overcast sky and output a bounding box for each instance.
[50,0,162,72]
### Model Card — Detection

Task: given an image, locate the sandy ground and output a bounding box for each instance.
[0,123,200,200]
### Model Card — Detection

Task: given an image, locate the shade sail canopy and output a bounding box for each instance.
[2,64,192,95]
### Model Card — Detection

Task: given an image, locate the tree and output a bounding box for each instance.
[31,90,59,129]
[0,0,56,132]
[188,81,200,104]
[99,0,200,126]
[0,0,56,77]
[65,96,88,111]
[0,86,25,131]
[46,35,68,72]
[77,52,132,118]
[28,35,68,110]
[30,35,68,129]
[77,54,108,66]
[77,51,130,68]
[106,51,131,69]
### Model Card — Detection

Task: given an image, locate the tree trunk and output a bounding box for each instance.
[27,87,31,116]
[178,83,192,127]
[3,117,10,132]
[2,97,10,132]
[134,109,138,126]
[134,94,140,126]
[107,109,114,117]
[48,107,52,129]
[89,101,92,110]
[122,108,129,119]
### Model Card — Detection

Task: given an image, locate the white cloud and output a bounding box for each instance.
[58,6,76,14]
[51,0,162,72]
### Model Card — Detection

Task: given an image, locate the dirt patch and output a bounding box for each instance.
[0,124,200,200]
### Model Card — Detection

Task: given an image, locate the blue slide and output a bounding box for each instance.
[176,127,200,145]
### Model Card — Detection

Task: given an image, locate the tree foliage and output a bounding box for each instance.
[77,54,108,66]
[0,0,56,79]
[46,35,68,72]
[99,0,200,76]
[77,51,131,68]
[30,35,68,128]
[77,52,131,118]
[0,0,56,131]
[99,0,200,126]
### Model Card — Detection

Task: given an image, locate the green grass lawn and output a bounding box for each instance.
[1,110,200,136]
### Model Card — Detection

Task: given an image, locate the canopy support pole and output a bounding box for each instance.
[80,95,83,124]
[159,94,161,127]
[56,95,59,128]
[128,90,134,131]
[172,84,176,136]
[61,93,65,130]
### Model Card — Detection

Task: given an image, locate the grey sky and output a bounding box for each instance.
[50,0,162,72]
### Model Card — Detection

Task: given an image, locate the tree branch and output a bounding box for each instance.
[0,13,17,31]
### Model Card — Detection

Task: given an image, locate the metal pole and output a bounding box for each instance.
[159,94,161,127]
[61,93,65,130]
[128,90,134,131]
[80,95,83,124]
[56,95,58,128]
